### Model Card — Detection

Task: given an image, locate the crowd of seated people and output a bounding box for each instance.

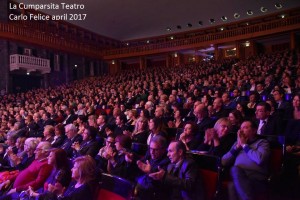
[0,49,299,199]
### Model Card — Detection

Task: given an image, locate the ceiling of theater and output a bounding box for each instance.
[14,0,300,41]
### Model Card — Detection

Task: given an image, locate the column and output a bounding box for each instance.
[63,53,70,83]
[214,45,219,60]
[139,57,146,70]
[108,60,120,74]
[290,31,296,51]
[90,61,94,76]
[0,40,9,93]
[235,41,240,59]
[0,0,8,22]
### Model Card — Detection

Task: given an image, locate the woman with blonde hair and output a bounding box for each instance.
[198,117,235,157]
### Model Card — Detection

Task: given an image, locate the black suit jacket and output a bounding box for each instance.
[164,158,200,200]
[256,115,278,135]
[61,134,83,158]
[73,139,100,158]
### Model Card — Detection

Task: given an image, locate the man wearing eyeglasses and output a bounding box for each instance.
[135,135,170,200]
[0,141,52,200]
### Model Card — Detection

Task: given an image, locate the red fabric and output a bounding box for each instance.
[0,170,19,183]
[199,169,218,200]
[13,159,53,192]
[97,189,125,200]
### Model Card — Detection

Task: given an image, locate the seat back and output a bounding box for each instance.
[131,142,148,157]
[260,135,285,177]
[165,128,178,142]
[188,151,221,200]
[97,173,135,200]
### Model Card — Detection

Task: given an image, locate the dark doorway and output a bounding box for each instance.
[11,74,41,93]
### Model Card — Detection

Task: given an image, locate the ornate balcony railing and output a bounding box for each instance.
[10,54,51,74]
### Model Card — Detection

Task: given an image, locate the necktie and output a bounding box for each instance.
[259,120,266,135]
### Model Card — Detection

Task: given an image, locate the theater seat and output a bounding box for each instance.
[97,189,126,200]
[97,173,135,200]
[188,151,221,200]
[131,142,148,157]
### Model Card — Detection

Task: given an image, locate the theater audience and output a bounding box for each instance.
[0,49,299,199]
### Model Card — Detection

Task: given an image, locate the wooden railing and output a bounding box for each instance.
[102,12,300,59]
[0,5,300,60]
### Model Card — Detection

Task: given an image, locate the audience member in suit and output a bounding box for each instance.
[211,97,228,121]
[255,102,279,135]
[32,113,44,138]
[51,124,66,148]
[222,92,236,112]
[96,114,108,144]
[184,96,197,121]
[0,134,18,170]
[222,121,270,200]
[72,126,100,158]
[272,89,291,119]
[42,112,56,127]
[232,89,246,104]
[62,108,77,126]
[154,106,169,127]
[148,141,201,200]
[256,83,268,102]
[61,124,83,158]
[193,103,214,142]
[24,115,39,138]
[135,135,170,200]
[113,114,127,137]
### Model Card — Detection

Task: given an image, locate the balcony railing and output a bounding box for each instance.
[10,54,51,74]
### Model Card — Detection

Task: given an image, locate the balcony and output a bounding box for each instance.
[10,54,51,74]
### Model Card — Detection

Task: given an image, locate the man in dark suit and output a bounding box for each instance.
[61,124,82,158]
[72,126,100,158]
[194,103,214,142]
[135,135,170,200]
[149,141,201,200]
[62,108,77,126]
[255,102,278,135]
[97,114,107,138]
[42,112,55,127]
